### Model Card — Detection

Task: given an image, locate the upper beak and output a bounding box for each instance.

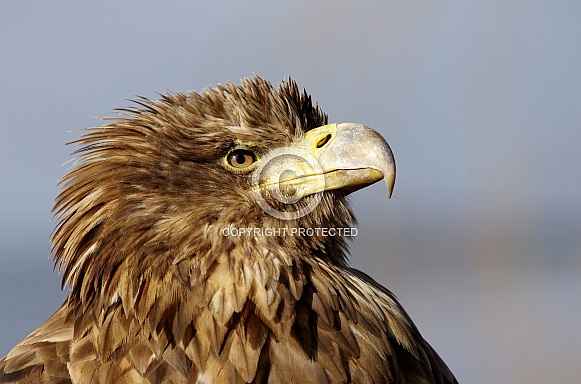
[254,123,396,200]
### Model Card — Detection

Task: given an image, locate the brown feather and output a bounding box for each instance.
[0,76,457,383]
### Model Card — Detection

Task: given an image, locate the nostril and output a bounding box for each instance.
[316,134,332,149]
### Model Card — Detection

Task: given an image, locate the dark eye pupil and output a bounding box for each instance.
[235,154,246,165]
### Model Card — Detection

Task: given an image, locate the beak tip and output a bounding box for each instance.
[386,172,396,199]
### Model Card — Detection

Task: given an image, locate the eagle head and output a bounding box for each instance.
[53,76,395,312]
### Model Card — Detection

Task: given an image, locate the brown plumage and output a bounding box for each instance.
[0,76,457,383]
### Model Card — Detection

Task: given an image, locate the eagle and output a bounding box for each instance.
[0,76,457,384]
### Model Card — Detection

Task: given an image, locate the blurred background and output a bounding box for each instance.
[1,1,580,382]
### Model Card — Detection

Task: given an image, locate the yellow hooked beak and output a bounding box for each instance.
[255,123,395,199]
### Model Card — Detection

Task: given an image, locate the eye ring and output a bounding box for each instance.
[226,149,257,169]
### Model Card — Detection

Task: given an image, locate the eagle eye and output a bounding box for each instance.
[226,149,257,169]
